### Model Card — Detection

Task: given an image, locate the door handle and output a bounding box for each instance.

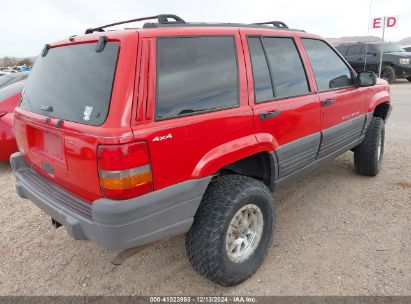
[321,99,336,107]
[259,111,281,120]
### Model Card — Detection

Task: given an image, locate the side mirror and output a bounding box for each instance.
[357,71,377,87]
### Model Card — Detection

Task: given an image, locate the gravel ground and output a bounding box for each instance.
[0,80,410,296]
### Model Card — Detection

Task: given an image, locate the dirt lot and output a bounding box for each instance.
[0,80,410,296]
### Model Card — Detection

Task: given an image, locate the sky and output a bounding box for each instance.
[0,0,410,57]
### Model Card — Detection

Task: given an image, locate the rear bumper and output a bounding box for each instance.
[11,152,211,250]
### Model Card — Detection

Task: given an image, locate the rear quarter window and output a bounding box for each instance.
[156,36,239,120]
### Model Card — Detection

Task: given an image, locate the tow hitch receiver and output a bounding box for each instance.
[52,218,62,229]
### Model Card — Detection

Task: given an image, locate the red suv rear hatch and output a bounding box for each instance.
[14,34,138,202]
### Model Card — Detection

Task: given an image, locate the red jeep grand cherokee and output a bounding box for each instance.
[11,15,391,286]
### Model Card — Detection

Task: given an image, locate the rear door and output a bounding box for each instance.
[301,38,367,159]
[132,30,255,190]
[241,30,321,180]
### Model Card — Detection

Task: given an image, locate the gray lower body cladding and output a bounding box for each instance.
[11,152,211,250]
[276,132,321,178]
[273,113,372,187]
[318,115,366,158]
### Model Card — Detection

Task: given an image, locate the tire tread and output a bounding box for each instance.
[185,175,274,286]
[354,116,384,176]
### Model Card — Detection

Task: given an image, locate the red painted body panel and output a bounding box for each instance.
[13,26,391,203]
[0,92,21,161]
[0,113,18,161]
[366,80,391,112]
[317,87,367,129]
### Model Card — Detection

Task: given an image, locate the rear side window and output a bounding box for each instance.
[156,36,238,120]
[302,39,353,91]
[20,43,119,126]
[248,37,309,102]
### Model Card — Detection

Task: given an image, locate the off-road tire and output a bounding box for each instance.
[380,66,396,84]
[407,76,411,82]
[185,175,275,286]
[354,116,385,176]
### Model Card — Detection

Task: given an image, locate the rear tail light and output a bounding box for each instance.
[97,142,153,200]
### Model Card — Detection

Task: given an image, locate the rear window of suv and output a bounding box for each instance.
[20,42,119,126]
[156,36,238,120]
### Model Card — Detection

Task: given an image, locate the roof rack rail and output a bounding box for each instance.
[85,14,185,34]
[254,21,289,29]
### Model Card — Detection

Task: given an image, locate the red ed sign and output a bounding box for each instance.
[372,16,398,29]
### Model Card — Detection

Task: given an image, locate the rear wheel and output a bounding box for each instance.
[380,66,396,83]
[407,76,411,82]
[186,175,275,286]
[354,116,385,176]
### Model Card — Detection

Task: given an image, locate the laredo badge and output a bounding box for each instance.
[83,106,93,121]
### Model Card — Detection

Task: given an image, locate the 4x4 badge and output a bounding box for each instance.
[152,134,172,142]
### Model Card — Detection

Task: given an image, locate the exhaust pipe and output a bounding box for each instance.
[51,218,62,229]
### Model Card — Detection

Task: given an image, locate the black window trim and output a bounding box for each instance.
[246,35,313,104]
[154,35,240,121]
[301,37,357,93]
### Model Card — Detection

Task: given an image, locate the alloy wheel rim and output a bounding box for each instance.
[225,204,264,263]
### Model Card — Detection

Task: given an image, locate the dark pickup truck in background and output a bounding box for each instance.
[336,42,411,83]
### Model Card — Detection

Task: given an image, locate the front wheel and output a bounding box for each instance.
[354,116,385,176]
[407,76,411,82]
[186,175,275,286]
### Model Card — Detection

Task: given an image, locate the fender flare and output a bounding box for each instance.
[191,134,280,191]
